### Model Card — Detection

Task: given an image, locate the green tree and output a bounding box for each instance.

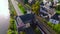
[32,1,40,15]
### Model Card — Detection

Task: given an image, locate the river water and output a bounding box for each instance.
[0,0,10,34]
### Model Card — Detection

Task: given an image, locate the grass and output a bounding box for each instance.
[48,22,60,34]
[7,17,18,34]
[7,0,18,34]
[34,27,42,34]
[18,3,27,14]
[56,10,60,14]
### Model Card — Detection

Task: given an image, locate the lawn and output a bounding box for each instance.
[48,22,60,34]
[7,17,18,34]
[34,27,42,34]
[56,10,60,14]
[18,3,27,14]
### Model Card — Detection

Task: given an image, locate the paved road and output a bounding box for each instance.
[0,0,10,34]
[36,16,56,34]
[16,0,32,14]
[11,0,23,16]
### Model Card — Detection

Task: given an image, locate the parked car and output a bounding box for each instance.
[49,13,60,24]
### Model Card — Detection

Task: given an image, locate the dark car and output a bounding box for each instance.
[49,13,60,24]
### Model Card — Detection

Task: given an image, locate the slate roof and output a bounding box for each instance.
[19,14,35,24]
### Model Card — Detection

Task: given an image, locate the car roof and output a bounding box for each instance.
[51,13,59,20]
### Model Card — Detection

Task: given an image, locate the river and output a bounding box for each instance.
[0,0,10,34]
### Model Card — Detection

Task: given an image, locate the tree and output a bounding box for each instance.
[32,1,40,15]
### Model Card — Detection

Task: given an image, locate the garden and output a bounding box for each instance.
[7,0,18,34]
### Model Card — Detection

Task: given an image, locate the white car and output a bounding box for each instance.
[49,19,59,24]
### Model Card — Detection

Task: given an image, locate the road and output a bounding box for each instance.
[0,0,10,34]
[11,0,23,16]
[36,16,56,34]
[16,0,32,14]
